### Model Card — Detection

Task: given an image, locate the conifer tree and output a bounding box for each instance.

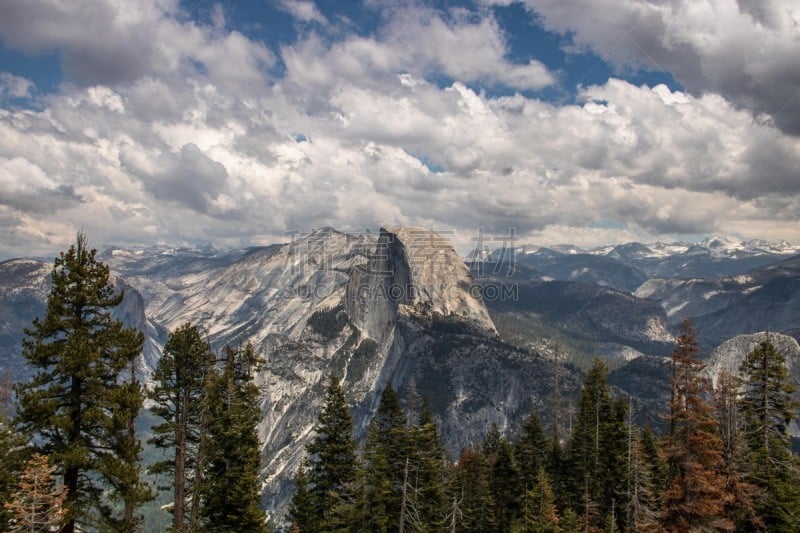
[625,430,660,533]
[449,447,492,532]
[513,410,549,496]
[14,233,150,532]
[302,374,357,529]
[148,323,215,532]
[200,344,267,532]
[288,461,315,532]
[514,466,560,533]
[487,436,520,530]
[560,508,581,533]
[408,397,447,530]
[661,319,733,531]
[4,453,67,532]
[565,358,625,529]
[638,426,665,502]
[359,384,409,531]
[546,432,567,513]
[714,368,760,530]
[738,339,800,530]
[104,358,153,532]
[0,370,28,531]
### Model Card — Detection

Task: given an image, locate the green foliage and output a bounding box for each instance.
[359,384,408,531]
[487,436,520,530]
[302,374,357,530]
[148,322,215,532]
[14,233,150,532]
[408,397,447,530]
[307,305,348,340]
[513,410,549,495]
[288,461,315,532]
[0,370,30,531]
[738,339,800,531]
[514,467,560,533]
[201,344,267,532]
[564,358,628,529]
[449,447,493,532]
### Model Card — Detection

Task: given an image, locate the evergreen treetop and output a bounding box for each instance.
[14,233,149,532]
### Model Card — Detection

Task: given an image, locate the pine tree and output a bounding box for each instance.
[738,339,800,531]
[625,430,660,533]
[302,374,357,529]
[0,370,29,531]
[288,461,315,532]
[560,508,581,533]
[661,319,733,531]
[546,432,567,514]
[148,323,215,532]
[14,233,150,532]
[200,344,267,532]
[714,368,760,530]
[565,358,625,529]
[449,447,492,532]
[408,397,447,530]
[513,410,549,497]
[4,453,67,532]
[514,467,560,533]
[104,358,153,532]
[359,383,409,531]
[487,435,520,530]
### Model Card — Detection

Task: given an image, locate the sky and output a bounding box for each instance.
[0,0,799,258]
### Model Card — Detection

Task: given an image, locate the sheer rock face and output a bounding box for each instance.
[101,227,507,519]
[345,227,496,343]
[707,332,800,437]
[1,230,566,523]
[708,331,800,386]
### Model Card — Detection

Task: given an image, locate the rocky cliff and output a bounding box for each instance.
[97,227,557,521]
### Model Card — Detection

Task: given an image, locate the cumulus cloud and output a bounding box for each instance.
[277,0,328,25]
[522,0,800,135]
[0,1,798,259]
[281,7,554,93]
[0,0,274,89]
[0,72,34,99]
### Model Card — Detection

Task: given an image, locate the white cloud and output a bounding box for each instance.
[0,0,274,90]
[281,7,554,93]
[277,0,328,25]
[0,72,34,99]
[523,0,800,134]
[0,2,799,258]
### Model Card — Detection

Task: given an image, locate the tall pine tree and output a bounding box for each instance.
[514,467,560,533]
[738,339,800,530]
[408,397,447,530]
[148,323,215,532]
[299,374,357,531]
[200,344,267,532]
[14,233,150,532]
[359,383,409,532]
[661,319,733,531]
[565,358,627,529]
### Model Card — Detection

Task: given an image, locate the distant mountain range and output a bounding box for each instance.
[1,231,798,520]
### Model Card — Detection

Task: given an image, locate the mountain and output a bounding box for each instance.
[0,228,579,523]
[0,258,163,383]
[707,332,800,438]
[635,255,800,345]
[707,331,800,386]
[499,236,800,283]
[4,230,800,523]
